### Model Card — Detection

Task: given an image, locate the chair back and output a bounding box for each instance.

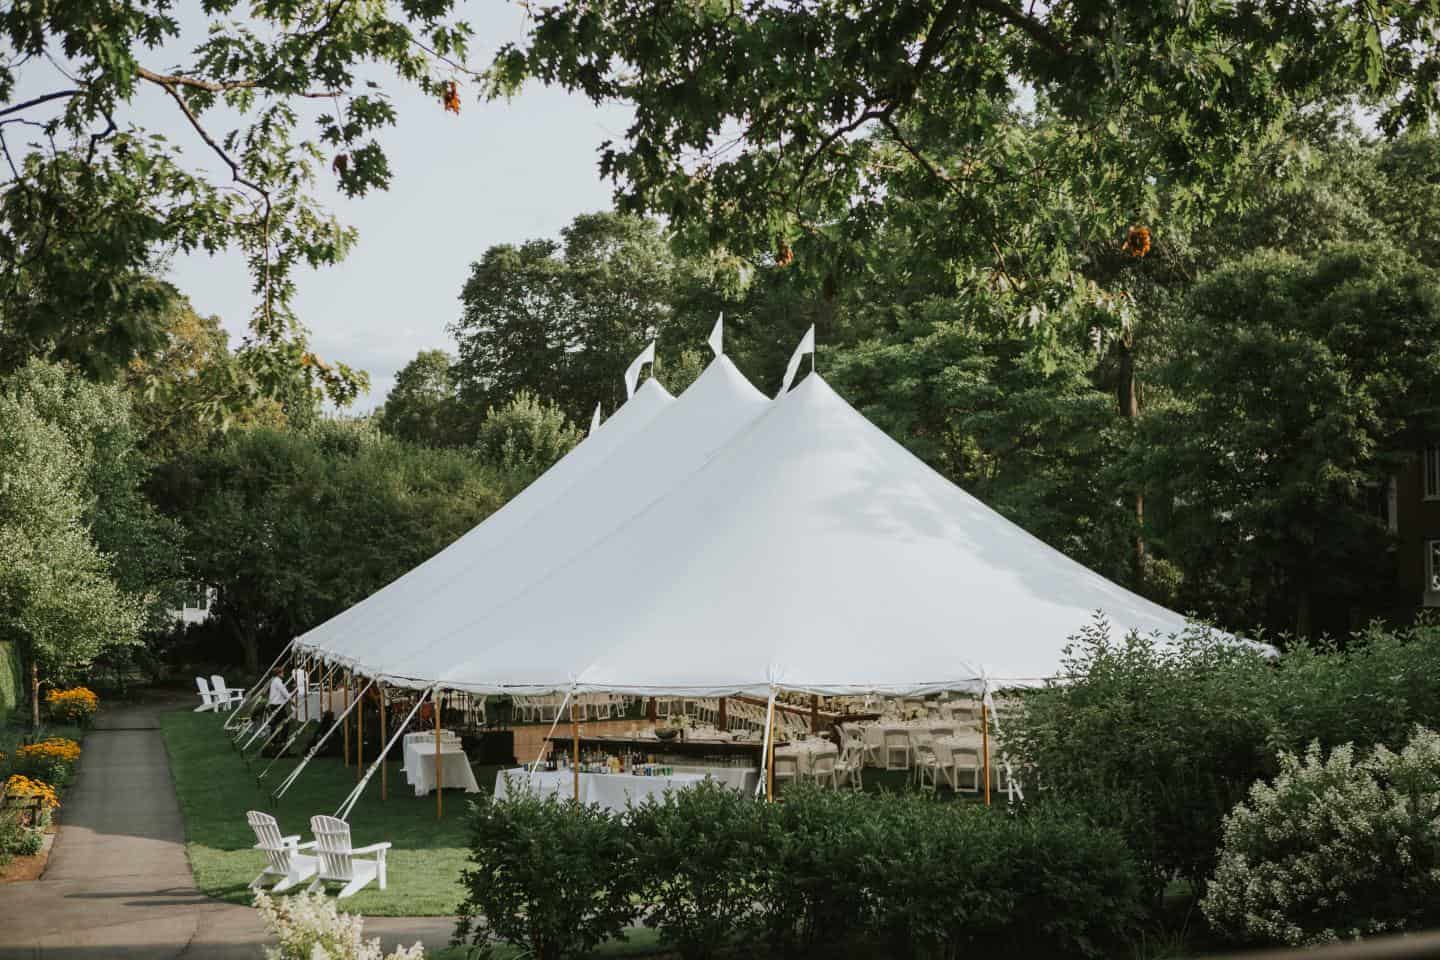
[812,754,836,776]
[210,675,228,695]
[773,756,800,779]
[930,726,955,740]
[310,815,355,881]
[248,810,293,874]
[195,676,214,704]
[884,730,909,750]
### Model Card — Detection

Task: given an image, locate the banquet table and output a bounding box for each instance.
[773,739,838,775]
[409,741,481,797]
[402,731,460,782]
[492,768,707,812]
[930,733,984,768]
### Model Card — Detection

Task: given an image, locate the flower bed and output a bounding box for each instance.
[45,687,99,727]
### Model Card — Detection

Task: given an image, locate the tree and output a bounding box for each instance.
[0,361,157,726]
[1143,244,1440,636]
[376,349,464,447]
[452,212,696,421]
[1,1,480,399]
[490,0,1437,266]
[152,420,507,670]
[474,392,583,489]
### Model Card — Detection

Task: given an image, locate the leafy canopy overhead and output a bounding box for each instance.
[491,0,1440,262]
[0,0,477,399]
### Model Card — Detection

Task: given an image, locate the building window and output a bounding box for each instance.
[1426,443,1440,500]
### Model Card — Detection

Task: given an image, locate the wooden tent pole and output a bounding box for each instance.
[343,670,352,767]
[765,696,776,802]
[809,694,819,733]
[981,698,991,807]
[356,677,364,783]
[571,702,581,804]
[434,687,443,819]
[379,683,387,801]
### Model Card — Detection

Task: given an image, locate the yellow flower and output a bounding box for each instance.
[17,738,81,764]
[3,774,61,811]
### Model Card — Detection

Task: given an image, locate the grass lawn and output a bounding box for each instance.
[161,708,483,917]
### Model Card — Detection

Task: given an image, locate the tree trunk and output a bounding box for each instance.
[1117,340,1145,584]
[230,619,259,675]
[31,660,40,731]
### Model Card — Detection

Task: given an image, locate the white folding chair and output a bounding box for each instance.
[836,743,866,791]
[194,677,217,712]
[307,815,391,899]
[809,753,839,789]
[772,755,800,793]
[910,737,947,792]
[247,811,317,892]
[883,730,910,770]
[210,675,244,711]
[951,745,981,794]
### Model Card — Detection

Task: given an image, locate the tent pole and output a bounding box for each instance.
[981,696,991,807]
[765,694,776,802]
[379,684,387,801]
[434,687,443,819]
[356,677,364,782]
[343,669,352,767]
[571,701,581,804]
[809,694,819,733]
[272,678,374,801]
[335,686,430,822]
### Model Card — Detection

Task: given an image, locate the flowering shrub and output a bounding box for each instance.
[46,687,99,725]
[254,891,424,960]
[2,774,60,829]
[1202,727,1440,946]
[14,738,81,786]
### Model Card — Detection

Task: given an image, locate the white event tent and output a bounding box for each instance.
[295,332,1211,700]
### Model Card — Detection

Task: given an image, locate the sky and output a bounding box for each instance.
[13,2,632,411]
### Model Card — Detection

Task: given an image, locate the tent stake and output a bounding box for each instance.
[981,697,991,807]
[434,687,443,819]
[379,683,387,801]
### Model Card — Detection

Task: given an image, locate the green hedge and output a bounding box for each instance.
[0,641,21,726]
[455,782,1143,960]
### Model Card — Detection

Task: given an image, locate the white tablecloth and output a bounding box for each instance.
[491,768,707,812]
[669,765,759,793]
[409,742,480,797]
[291,687,347,723]
[774,740,838,775]
[402,731,459,782]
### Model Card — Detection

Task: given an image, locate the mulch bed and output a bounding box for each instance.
[0,827,55,883]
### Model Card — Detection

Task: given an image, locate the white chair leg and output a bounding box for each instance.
[338,876,368,899]
[305,877,324,894]
[377,853,387,890]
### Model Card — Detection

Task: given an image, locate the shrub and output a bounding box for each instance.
[255,891,424,960]
[1202,727,1440,946]
[3,774,61,823]
[454,789,641,960]
[473,391,581,480]
[1009,619,1278,901]
[756,785,888,956]
[14,738,81,787]
[627,779,769,959]
[45,686,98,726]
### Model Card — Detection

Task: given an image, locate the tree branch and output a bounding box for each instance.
[144,72,277,329]
[135,66,336,99]
[0,89,80,120]
[971,0,1069,58]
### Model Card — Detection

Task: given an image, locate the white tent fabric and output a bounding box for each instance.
[374,372,1205,696]
[298,376,674,662]
[323,355,771,676]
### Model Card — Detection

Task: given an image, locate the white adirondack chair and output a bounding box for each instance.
[209,675,244,712]
[307,815,391,899]
[247,811,318,892]
[194,676,218,712]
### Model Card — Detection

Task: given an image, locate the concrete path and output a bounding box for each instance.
[0,703,454,959]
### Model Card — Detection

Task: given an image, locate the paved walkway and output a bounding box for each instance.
[0,703,453,959]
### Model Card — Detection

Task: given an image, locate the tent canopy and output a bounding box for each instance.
[302,361,1226,697]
